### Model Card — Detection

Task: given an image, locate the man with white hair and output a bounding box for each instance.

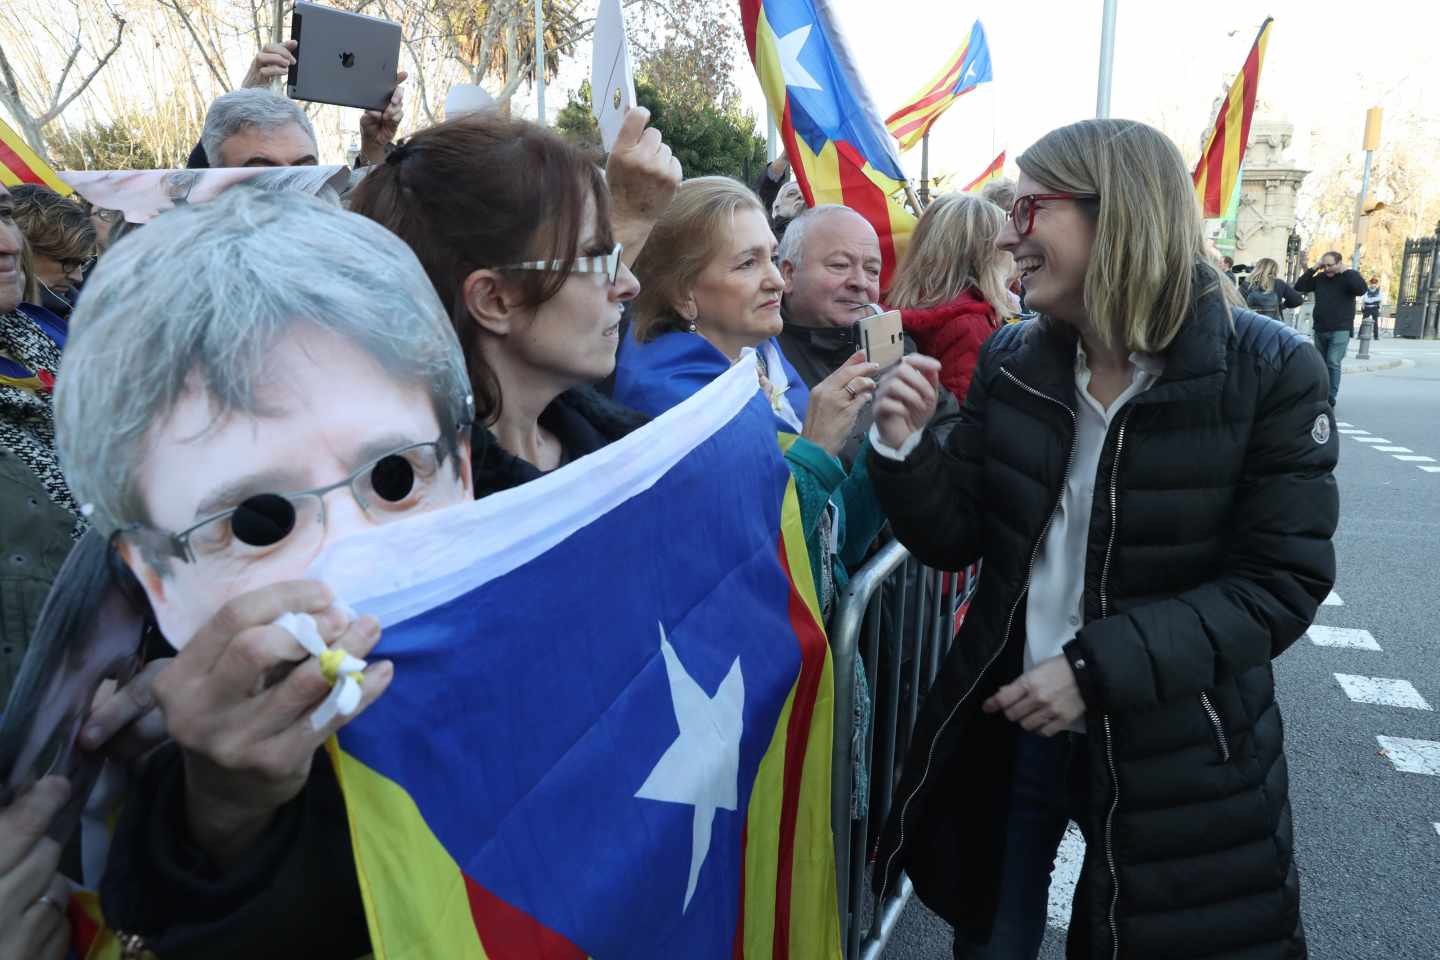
[55,187,474,955]
[776,204,958,465]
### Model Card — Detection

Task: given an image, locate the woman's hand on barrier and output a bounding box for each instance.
[802,352,879,457]
[0,777,72,960]
[873,354,941,450]
[982,655,1085,736]
[155,581,393,867]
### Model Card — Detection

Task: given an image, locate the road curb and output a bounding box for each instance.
[1342,358,1413,374]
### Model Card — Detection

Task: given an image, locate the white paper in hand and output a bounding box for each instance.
[591,0,635,152]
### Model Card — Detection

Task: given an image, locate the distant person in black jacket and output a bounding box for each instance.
[1295,250,1367,406]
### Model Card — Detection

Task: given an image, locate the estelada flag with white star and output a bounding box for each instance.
[884,20,993,153]
[741,0,915,289]
[308,353,841,959]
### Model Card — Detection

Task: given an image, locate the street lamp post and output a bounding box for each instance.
[1354,107,1382,358]
[1096,0,1117,118]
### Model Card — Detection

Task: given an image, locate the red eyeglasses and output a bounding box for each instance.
[1009,193,1100,236]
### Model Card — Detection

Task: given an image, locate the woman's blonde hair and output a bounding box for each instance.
[1249,257,1279,293]
[631,176,766,343]
[1018,119,1236,353]
[887,193,1014,316]
[18,233,38,305]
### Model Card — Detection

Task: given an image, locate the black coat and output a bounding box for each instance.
[868,278,1337,959]
[99,387,646,959]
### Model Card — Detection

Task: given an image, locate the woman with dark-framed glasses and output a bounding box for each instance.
[45,187,476,956]
[7,185,96,319]
[349,111,681,497]
[867,120,1335,959]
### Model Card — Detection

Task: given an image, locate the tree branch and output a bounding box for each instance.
[160,0,230,91]
[37,10,127,126]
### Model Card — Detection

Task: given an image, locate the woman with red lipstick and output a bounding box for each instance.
[615,176,885,617]
[351,113,678,497]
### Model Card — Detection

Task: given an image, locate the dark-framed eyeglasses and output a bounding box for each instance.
[59,255,97,276]
[1009,193,1100,237]
[498,242,625,285]
[125,428,468,568]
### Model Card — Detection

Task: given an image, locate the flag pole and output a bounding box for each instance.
[1096,0,1117,118]
[919,130,931,205]
[534,0,547,124]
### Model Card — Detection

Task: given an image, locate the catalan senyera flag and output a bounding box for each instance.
[741,0,915,289]
[0,117,72,195]
[1192,17,1272,218]
[961,150,1007,194]
[884,21,993,153]
[307,354,840,959]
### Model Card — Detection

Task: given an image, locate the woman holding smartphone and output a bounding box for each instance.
[867,119,1336,960]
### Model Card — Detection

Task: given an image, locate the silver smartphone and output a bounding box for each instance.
[855,307,906,371]
[287,2,401,112]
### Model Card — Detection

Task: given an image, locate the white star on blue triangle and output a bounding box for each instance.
[634,623,746,912]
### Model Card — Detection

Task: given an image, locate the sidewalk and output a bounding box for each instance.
[1341,335,1438,373]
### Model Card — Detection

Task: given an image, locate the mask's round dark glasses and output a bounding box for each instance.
[129,436,457,565]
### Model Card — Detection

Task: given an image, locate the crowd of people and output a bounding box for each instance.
[0,39,1341,960]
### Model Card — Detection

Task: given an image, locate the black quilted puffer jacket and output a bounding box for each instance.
[868,274,1337,959]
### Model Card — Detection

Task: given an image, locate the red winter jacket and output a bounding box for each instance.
[892,288,1001,403]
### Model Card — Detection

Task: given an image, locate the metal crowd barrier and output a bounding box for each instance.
[828,541,978,959]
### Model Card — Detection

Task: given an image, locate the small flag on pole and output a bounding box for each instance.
[961,150,1006,194]
[0,117,73,196]
[1192,18,1272,218]
[884,21,993,153]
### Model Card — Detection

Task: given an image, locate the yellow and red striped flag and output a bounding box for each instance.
[884,21,994,153]
[1192,18,1272,218]
[961,150,1006,194]
[0,117,72,196]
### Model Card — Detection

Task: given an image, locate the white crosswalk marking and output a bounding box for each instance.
[1375,446,1412,452]
[1352,436,1390,443]
[1322,591,1344,606]
[1421,466,1440,474]
[1335,421,1354,427]
[1395,455,1437,462]
[1376,736,1440,776]
[1047,823,1084,929]
[1307,625,1381,650]
[1338,429,1369,435]
[1335,674,1432,710]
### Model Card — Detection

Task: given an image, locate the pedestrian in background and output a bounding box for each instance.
[868,118,1335,960]
[1362,276,1383,336]
[1295,251,1367,407]
[1245,257,1305,324]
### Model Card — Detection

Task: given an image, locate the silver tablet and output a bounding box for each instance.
[287,2,401,112]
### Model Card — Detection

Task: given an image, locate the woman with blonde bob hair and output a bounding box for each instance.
[614,175,884,615]
[1244,256,1305,323]
[886,193,1014,402]
[867,119,1335,959]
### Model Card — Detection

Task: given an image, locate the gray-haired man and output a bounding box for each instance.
[55,187,473,954]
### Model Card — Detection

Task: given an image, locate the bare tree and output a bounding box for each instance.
[0,0,126,158]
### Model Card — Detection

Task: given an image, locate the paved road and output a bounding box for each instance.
[878,337,1440,960]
